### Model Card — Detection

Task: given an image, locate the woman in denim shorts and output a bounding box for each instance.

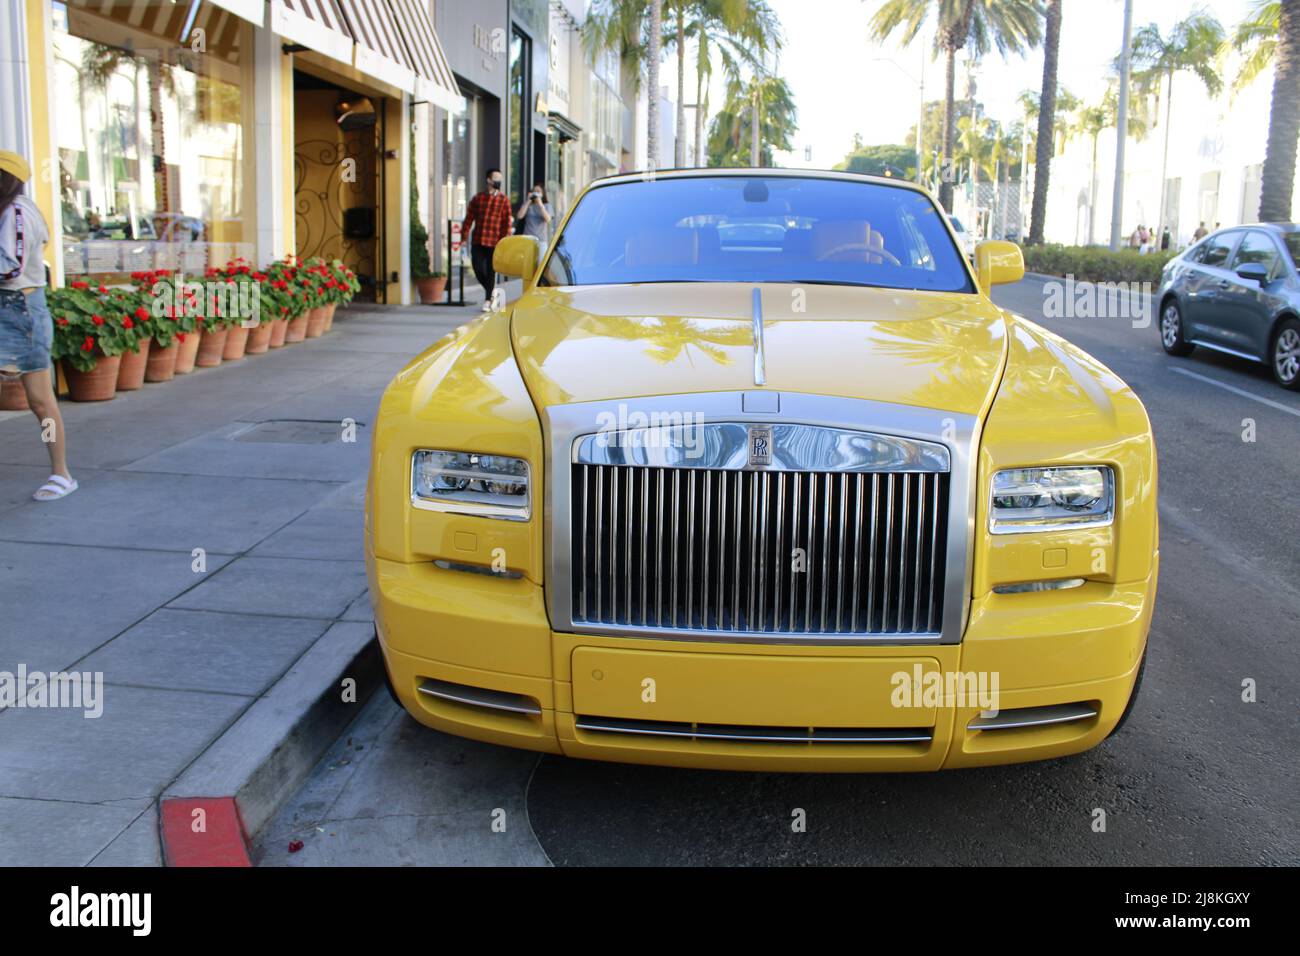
[0,150,76,500]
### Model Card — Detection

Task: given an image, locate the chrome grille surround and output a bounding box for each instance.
[543,393,980,646]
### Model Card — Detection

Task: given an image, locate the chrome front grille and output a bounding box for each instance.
[570,464,949,636]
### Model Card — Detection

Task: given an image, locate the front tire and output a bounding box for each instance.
[1271,318,1300,390]
[1160,299,1195,356]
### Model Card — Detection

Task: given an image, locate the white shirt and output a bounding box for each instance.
[0,196,50,291]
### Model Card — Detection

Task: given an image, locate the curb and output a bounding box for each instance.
[159,622,382,866]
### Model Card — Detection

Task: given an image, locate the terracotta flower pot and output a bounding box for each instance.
[64,354,121,402]
[305,305,328,338]
[116,338,152,391]
[174,331,201,374]
[0,377,29,411]
[222,323,250,361]
[323,302,337,330]
[416,277,447,304]
[284,313,309,343]
[145,340,179,382]
[196,326,228,367]
[246,322,273,354]
[269,317,290,348]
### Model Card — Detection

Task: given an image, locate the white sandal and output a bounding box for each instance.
[33,474,78,501]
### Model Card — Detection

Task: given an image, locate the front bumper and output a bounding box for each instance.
[369,554,1156,772]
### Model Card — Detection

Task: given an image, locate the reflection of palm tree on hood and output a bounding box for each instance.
[861,317,1004,411]
[581,314,752,366]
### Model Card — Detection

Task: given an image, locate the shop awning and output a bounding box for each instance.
[267,0,463,106]
[386,0,465,112]
[338,0,417,95]
[268,0,354,66]
[208,0,264,26]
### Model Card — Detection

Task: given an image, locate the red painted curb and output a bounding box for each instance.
[160,797,252,867]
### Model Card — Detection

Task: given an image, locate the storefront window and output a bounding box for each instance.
[442,104,473,223]
[441,99,473,274]
[53,0,252,282]
[508,29,529,207]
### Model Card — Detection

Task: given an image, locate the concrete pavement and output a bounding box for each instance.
[0,293,495,866]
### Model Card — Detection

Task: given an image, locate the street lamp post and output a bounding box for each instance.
[873,57,925,185]
[1109,0,1134,251]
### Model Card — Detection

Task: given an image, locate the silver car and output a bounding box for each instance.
[1157,223,1300,390]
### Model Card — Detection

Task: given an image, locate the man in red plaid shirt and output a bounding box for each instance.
[462,168,513,310]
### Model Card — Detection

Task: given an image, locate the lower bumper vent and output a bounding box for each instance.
[967,702,1097,731]
[418,679,541,716]
[575,715,932,745]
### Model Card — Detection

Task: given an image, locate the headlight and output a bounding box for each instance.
[411,450,531,521]
[989,466,1113,534]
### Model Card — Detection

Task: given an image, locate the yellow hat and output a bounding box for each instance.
[0,151,33,183]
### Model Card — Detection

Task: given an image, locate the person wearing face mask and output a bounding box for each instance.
[462,168,513,311]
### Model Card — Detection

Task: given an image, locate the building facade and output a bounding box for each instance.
[2,0,665,301]
[1036,61,1300,249]
[5,0,460,305]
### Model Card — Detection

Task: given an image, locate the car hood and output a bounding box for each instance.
[509,283,1009,416]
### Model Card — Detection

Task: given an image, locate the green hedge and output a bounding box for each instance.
[1021,243,1176,285]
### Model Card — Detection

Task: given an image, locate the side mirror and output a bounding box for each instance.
[974,240,1025,294]
[1235,262,1270,285]
[492,235,542,284]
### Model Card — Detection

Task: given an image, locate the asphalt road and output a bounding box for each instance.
[256,276,1299,866]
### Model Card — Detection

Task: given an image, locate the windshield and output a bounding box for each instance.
[539,175,975,293]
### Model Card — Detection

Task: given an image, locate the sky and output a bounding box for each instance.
[761,0,1259,169]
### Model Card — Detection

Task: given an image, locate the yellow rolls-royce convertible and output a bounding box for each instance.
[366,169,1157,771]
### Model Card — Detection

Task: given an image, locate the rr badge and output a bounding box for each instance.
[747,425,773,467]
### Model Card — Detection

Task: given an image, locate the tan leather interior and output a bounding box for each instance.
[810,220,886,263]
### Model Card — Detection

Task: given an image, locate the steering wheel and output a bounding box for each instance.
[818,242,902,267]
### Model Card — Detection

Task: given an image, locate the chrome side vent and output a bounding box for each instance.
[575,715,933,745]
[571,465,949,636]
[967,702,1098,732]
[418,679,541,717]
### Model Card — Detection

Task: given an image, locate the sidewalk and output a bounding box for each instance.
[0,289,505,866]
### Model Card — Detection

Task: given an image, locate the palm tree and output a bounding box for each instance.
[648,0,664,166]
[1239,0,1299,222]
[990,124,1019,237]
[686,0,782,166]
[1128,12,1225,236]
[1027,0,1061,245]
[1226,0,1280,94]
[956,114,995,184]
[1070,86,1148,246]
[669,0,690,166]
[585,0,664,168]
[1071,95,1111,246]
[870,0,1042,213]
[706,74,796,166]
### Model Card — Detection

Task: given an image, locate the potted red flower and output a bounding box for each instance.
[260,259,302,347]
[140,271,201,374]
[48,283,131,401]
[301,257,331,338]
[244,267,274,354]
